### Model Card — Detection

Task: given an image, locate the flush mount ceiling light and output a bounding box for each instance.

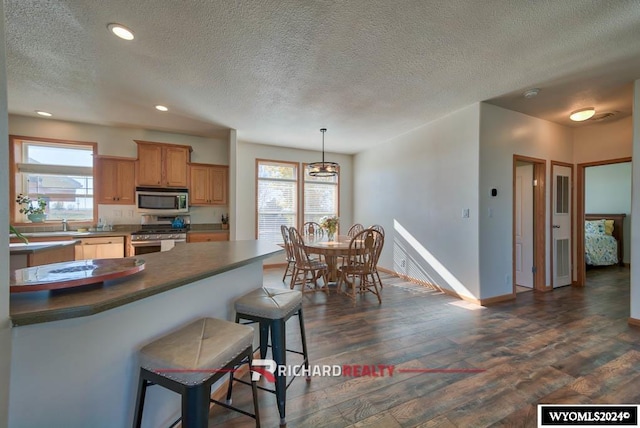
[569,107,596,122]
[523,88,540,99]
[308,128,339,177]
[155,105,168,112]
[35,110,52,117]
[107,23,134,40]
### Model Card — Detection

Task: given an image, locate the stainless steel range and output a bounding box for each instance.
[131,214,190,255]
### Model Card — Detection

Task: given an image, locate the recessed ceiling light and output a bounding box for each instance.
[155,105,169,112]
[35,110,52,117]
[523,88,540,99]
[569,107,595,122]
[107,23,134,41]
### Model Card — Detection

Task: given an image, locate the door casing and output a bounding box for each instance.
[513,155,547,293]
[576,156,632,286]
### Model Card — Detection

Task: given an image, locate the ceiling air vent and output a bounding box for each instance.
[589,111,618,122]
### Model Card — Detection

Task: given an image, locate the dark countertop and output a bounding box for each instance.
[11,231,131,239]
[9,240,283,326]
[9,240,79,255]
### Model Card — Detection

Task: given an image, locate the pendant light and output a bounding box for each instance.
[308,128,339,177]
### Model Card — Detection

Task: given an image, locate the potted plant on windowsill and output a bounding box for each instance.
[16,194,47,223]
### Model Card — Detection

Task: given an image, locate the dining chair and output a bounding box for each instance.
[302,221,324,238]
[368,224,385,288]
[340,223,366,265]
[288,226,330,294]
[280,225,296,285]
[336,229,383,304]
[347,223,365,238]
[369,224,385,237]
[302,221,325,261]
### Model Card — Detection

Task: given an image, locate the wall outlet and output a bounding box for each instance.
[400,259,406,268]
[462,208,470,218]
[127,210,134,218]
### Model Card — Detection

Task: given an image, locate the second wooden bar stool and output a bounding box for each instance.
[230,287,310,427]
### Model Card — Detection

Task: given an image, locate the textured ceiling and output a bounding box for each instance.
[5,0,640,154]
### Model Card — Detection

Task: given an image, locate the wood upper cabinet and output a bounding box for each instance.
[96,156,136,204]
[135,141,191,187]
[136,143,163,186]
[189,163,228,206]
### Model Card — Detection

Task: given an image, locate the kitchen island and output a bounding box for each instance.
[9,239,78,270]
[9,240,283,428]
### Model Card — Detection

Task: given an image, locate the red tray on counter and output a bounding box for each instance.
[10,258,145,293]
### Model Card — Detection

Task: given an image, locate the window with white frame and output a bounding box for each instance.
[256,160,298,243]
[11,136,96,222]
[256,159,341,242]
[303,163,339,227]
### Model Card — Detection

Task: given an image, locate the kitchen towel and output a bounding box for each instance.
[160,240,175,252]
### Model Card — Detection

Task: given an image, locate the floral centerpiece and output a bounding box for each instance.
[16,193,47,223]
[319,215,339,241]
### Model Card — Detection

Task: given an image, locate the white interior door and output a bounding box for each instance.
[515,163,534,288]
[553,164,572,287]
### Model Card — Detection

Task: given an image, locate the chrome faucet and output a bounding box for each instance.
[62,219,68,232]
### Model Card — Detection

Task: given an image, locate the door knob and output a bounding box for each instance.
[552,225,560,229]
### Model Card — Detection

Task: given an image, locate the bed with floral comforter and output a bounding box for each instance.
[585,219,619,266]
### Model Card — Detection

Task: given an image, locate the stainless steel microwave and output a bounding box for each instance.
[135,187,189,214]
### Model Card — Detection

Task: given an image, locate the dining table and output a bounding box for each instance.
[303,234,354,283]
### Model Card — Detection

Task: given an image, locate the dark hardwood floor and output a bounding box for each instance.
[208,265,639,427]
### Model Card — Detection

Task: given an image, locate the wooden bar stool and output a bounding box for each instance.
[230,287,310,427]
[133,317,260,428]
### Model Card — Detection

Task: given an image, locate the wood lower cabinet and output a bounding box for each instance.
[75,237,125,260]
[96,156,136,204]
[189,163,228,206]
[135,141,191,188]
[187,232,229,243]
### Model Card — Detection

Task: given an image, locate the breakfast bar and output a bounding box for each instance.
[9,240,282,428]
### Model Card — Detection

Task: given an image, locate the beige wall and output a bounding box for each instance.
[355,100,633,302]
[573,116,633,164]
[355,104,482,299]
[479,103,574,298]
